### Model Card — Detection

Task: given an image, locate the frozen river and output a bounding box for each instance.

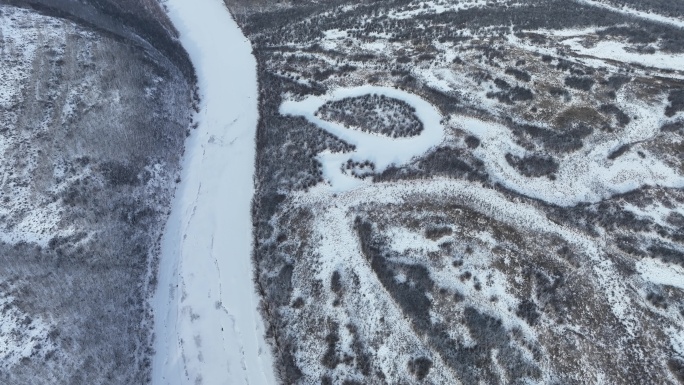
[151,0,275,384]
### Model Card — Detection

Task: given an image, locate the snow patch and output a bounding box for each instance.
[455,103,684,206]
[387,0,509,20]
[576,0,684,29]
[564,37,684,72]
[636,258,684,290]
[387,226,444,253]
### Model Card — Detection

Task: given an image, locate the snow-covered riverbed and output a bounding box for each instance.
[151,0,275,384]
[280,86,445,191]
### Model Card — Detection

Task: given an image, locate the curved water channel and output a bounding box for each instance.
[280,86,446,191]
[283,85,684,206]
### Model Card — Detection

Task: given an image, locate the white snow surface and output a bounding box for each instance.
[563,38,684,72]
[280,86,445,192]
[289,175,643,380]
[457,111,684,207]
[151,1,275,384]
[637,258,684,290]
[0,290,55,371]
[386,0,515,20]
[0,6,84,247]
[277,80,678,344]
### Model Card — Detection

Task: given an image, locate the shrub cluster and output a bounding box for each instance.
[316,94,424,138]
[505,153,559,178]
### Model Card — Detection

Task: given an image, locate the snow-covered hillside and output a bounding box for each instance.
[0,3,193,384]
[152,0,275,384]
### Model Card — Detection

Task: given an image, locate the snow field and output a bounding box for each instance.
[565,38,684,72]
[286,199,462,384]
[387,0,516,20]
[460,109,684,207]
[0,7,78,247]
[576,0,684,29]
[153,1,684,379]
[283,84,684,206]
[288,175,622,382]
[637,258,684,291]
[290,7,684,207]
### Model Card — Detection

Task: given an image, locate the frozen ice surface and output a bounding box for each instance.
[151,0,275,384]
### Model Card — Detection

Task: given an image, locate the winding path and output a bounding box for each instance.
[151,0,275,384]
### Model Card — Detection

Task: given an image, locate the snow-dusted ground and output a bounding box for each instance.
[637,258,684,291]
[576,0,684,29]
[386,0,516,20]
[285,172,654,382]
[0,6,83,247]
[458,111,684,206]
[0,287,55,371]
[510,27,684,73]
[564,38,684,72]
[151,0,275,384]
[280,83,682,338]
